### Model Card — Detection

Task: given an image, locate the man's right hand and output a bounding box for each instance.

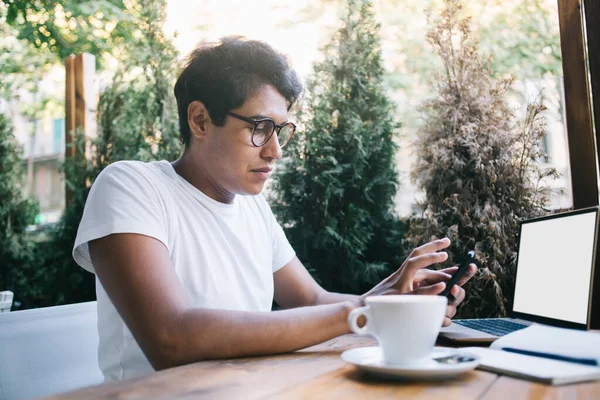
[353,238,477,326]
[358,238,452,299]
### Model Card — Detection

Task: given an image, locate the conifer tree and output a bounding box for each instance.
[409,0,558,318]
[271,0,403,294]
[0,113,39,309]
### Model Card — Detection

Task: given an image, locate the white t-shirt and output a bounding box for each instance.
[72,160,296,381]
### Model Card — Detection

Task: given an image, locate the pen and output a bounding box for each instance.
[501,347,599,367]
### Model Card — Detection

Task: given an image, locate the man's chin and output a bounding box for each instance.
[241,183,266,196]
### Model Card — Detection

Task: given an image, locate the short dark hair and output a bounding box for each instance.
[174,36,304,147]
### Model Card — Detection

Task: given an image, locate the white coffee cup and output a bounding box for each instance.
[347,295,447,366]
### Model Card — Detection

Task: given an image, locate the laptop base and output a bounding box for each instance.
[439,318,533,344]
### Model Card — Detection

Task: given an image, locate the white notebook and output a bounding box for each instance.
[463,347,600,385]
[463,324,600,385]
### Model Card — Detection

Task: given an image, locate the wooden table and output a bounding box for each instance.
[45,334,600,400]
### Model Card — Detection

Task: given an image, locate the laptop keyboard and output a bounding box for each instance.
[454,318,529,337]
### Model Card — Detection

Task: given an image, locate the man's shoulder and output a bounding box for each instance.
[100,160,166,178]
[93,160,172,200]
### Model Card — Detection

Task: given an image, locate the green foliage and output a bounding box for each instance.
[27,130,95,307]
[2,0,134,62]
[408,0,559,318]
[94,0,181,164]
[8,0,182,309]
[480,0,562,79]
[0,7,62,126]
[0,17,54,101]
[0,113,39,309]
[271,0,404,294]
[43,0,181,306]
[377,0,562,86]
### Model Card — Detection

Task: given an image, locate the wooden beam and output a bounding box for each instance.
[557,0,598,208]
[64,55,76,160]
[74,54,86,137]
[64,53,96,207]
[584,1,600,175]
[583,0,600,331]
[64,55,76,207]
[74,53,97,159]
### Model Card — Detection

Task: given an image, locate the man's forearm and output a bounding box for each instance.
[314,291,360,305]
[152,301,354,370]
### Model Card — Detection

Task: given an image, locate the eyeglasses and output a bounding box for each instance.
[227,112,296,148]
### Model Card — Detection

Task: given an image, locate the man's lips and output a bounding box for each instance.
[251,167,273,173]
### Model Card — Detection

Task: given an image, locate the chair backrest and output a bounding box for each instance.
[0,291,13,313]
[0,301,104,400]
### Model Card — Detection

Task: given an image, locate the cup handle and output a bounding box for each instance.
[348,306,372,335]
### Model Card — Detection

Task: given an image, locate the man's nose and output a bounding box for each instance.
[261,131,283,160]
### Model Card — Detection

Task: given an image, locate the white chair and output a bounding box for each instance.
[0,301,104,400]
[0,291,13,313]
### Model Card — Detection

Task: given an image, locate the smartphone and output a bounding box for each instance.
[439,250,476,297]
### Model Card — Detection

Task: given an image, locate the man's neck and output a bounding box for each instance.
[171,153,235,204]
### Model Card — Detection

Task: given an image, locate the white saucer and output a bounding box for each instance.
[341,346,480,380]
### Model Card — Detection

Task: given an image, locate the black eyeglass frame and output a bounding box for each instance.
[227,111,296,148]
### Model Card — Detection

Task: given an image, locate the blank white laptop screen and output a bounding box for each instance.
[512,210,597,324]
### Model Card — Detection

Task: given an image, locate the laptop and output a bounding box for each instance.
[439,206,599,343]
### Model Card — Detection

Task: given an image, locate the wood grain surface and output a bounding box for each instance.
[43,334,600,400]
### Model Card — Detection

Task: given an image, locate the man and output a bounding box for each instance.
[73,37,477,381]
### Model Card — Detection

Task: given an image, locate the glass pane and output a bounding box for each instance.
[375,0,572,216]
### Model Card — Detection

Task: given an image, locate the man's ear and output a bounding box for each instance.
[187,101,211,140]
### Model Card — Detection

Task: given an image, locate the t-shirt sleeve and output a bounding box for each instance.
[269,206,296,273]
[72,161,168,273]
